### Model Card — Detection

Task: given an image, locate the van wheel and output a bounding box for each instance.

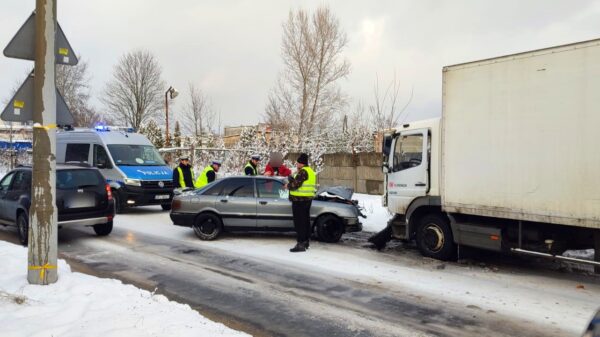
[315,214,344,243]
[17,212,28,246]
[193,213,222,240]
[416,214,456,261]
[93,221,113,236]
[161,203,172,211]
[113,190,124,214]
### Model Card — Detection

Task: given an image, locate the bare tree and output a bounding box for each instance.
[101,50,165,129]
[56,58,101,127]
[182,83,214,144]
[369,72,413,131]
[265,6,350,137]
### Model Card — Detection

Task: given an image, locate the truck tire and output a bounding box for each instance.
[93,221,113,236]
[416,214,456,261]
[193,213,222,240]
[17,212,28,246]
[315,214,344,243]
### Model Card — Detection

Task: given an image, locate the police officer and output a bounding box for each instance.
[285,153,317,252]
[195,160,222,188]
[244,154,261,176]
[173,156,194,188]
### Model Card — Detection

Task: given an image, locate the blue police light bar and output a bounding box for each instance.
[94,125,110,132]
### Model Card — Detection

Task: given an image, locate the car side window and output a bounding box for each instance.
[220,178,255,198]
[65,143,90,163]
[202,181,223,196]
[93,144,112,169]
[0,172,15,191]
[256,179,287,199]
[10,171,31,191]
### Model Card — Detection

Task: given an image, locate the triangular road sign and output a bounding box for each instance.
[3,12,79,66]
[1,73,74,125]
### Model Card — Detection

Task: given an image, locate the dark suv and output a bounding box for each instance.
[0,164,115,245]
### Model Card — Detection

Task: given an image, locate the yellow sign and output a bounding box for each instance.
[58,48,69,56]
[13,100,25,109]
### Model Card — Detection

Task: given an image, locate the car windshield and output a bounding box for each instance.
[107,144,166,166]
[57,169,104,190]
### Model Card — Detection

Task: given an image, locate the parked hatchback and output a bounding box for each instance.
[170,176,362,242]
[0,164,115,245]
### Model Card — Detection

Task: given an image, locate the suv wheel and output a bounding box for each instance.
[93,221,113,236]
[17,212,28,246]
[193,213,222,240]
[315,214,344,243]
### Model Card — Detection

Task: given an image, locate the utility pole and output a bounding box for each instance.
[2,0,78,284]
[28,0,58,285]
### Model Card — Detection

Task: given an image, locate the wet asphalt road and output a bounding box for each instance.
[0,222,571,337]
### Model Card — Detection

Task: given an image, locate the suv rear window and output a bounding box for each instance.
[57,169,104,190]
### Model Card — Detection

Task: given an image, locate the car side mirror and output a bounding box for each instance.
[382,164,389,174]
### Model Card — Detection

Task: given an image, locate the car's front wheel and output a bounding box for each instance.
[315,214,344,243]
[17,212,28,246]
[193,213,222,240]
[93,221,113,236]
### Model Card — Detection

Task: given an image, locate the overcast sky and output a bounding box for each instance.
[1,0,600,131]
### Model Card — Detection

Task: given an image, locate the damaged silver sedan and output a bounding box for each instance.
[170,176,363,242]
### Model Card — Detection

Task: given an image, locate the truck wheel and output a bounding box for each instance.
[17,212,28,246]
[193,213,222,240]
[315,214,344,243]
[93,221,113,236]
[161,203,172,211]
[416,214,456,261]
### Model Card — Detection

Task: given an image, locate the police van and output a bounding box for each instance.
[57,126,174,213]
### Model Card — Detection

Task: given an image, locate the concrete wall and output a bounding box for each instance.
[287,152,384,195]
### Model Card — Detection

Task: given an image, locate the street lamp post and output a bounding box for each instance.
[164,86,179,147]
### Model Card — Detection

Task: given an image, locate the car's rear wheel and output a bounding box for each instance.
[93,221,113,236]
[193,213,222,240]
[17,212,28,246]
[315,214,344,243]
[161,203,172,211]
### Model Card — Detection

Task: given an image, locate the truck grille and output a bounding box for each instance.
[140,180,174,189]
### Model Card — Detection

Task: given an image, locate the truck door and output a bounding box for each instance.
[387,129,429,214]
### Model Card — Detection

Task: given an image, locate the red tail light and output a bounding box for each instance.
[171,199,181,211]
[106,184,113,201]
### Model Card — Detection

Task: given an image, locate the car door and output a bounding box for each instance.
[215,177,257,228]
[5,170,30,223]
[0,172,16,221]
[256,178,293,229]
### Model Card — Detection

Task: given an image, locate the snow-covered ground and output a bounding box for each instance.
[0,241,249,337]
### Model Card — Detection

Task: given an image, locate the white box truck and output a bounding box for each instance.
[376,38,600,266]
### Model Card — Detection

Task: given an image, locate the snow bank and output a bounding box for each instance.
[354,193,391,232]
[0,241,249,337]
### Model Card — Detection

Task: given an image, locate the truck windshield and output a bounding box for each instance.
[107,145,166,166]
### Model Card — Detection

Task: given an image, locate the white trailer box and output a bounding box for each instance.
[441,39,600,228]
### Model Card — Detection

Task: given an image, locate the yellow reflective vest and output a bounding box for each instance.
[176,166,195,188]
[289,166,317,197]
[244,162,257,176]
[195,166,215,188]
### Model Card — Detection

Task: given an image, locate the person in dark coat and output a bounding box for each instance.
[173,156,194,188]
[285,153,317,252]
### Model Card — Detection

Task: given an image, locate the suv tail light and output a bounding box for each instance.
[106,184,113,201]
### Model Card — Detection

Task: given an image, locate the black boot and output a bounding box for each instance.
[290,242,307,253]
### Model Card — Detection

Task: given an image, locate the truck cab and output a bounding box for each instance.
[57,126,174,213]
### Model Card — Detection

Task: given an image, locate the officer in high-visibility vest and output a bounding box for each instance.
[285,153,317,252]
[195,160,222,188]
[244,154,261,176]
[172,155,194,188]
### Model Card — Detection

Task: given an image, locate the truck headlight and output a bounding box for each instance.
[124,178,141,187]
